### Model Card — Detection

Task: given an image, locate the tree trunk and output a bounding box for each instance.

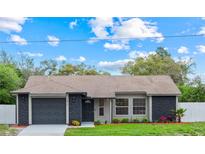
[178,116,181,123]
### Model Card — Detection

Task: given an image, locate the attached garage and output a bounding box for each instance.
[32,98,66,124]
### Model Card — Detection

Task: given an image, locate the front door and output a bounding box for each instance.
[82,99,94,122]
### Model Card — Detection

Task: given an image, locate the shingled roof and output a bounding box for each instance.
[13,75,181,97]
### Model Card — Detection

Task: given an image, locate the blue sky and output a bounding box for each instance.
[0,17,205,77]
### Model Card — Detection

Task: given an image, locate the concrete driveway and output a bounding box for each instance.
[18,125,68,136]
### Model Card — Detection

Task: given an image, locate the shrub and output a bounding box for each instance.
[71,120,80,126]
[132,118,140,123]
[112,118,120,123]
[159,115,167,122]
[166,115,173,122]
[121,118,129,123]
[172,108,187,122]
[94,120,101,125]
[142,118,149,123]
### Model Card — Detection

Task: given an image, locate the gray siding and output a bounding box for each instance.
[69,94,82,123]
[18,94,29,125]
[152,96,176,122]
[94,99,111,123]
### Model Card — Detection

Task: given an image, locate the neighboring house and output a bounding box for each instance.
[12,75,180,125]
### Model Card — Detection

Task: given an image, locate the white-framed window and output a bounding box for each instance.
[133,98,146,115]
[99,99,104,116]
[115,99,129,115]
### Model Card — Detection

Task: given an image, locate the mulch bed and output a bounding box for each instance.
[9,124,28,128]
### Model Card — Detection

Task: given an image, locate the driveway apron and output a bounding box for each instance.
[18,125,68,136]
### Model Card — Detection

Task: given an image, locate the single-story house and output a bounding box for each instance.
[12,75,181,125]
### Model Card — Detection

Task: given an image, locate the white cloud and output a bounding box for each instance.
[196,45,205,53]
[104,42,129,50]
[88,17,164,50]
[10,34,27,45]
[89,17,114,38]
[112,18,164,42]
[17,52,43,57]
[55,55,67,62]
[47,35,60,46]
[198,27,205,35]
[0,17,27,33]
[177,46,189,54]
[71,56,86,62]
[174,56,193,65]
[78,56,86,62]
[98,59,133,70]
[69,20,77,29]
[128,50,156,59]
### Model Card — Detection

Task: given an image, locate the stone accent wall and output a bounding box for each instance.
[18,94,29,125]
[69,94,82,123]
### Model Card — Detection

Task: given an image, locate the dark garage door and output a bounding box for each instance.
[32,98,66,124]
[152,96,176,122]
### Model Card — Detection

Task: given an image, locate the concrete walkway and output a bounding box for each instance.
[18,125,68,136]
[67,122,95,128]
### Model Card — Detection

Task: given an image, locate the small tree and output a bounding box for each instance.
[0,64,22,104]
[173,108,187,122]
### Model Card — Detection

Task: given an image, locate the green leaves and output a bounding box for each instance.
[0,64,22,104]
[178,76,205,102]
[122,47,193,84]
[58,63,110,75]
[172,108,187,122]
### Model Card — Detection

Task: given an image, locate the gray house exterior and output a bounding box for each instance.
[13,75,180,125]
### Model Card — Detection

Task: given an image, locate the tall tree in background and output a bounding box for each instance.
[122,47,194,84]
[18,54,43,86]
[58,64,75,75]
[0,50,15,65]
[156,47,171,58]
[40,60,58,75]
[58,63,110,75]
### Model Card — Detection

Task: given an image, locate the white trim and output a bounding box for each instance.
[114,98,129,116]
[98,100,105,116]
[114,95,147,117]
[31,94,66,98]
[28,94,32,124]
[147,94,180,96]
[66,94,69,124]
[132,98,147,116]
[16,94,19,124]
[109,99,112,123]
[176,96,178,110]
[149,96,152,122]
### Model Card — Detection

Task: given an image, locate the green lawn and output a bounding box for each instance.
[0,125,18,136]
[64,123,205,136]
